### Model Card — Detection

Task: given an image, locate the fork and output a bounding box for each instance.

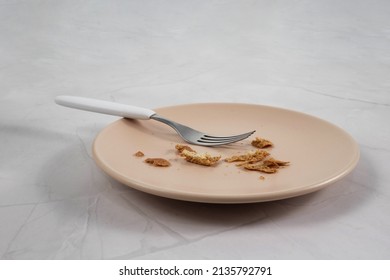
[55,96,255,146]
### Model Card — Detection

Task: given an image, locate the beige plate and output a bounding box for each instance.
[92,103,359,204]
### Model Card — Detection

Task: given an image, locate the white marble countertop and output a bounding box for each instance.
[1,0,389,260]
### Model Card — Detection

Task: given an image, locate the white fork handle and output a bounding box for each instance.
[55,95,155,120]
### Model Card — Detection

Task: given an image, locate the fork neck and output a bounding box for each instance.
[150,114,178,128]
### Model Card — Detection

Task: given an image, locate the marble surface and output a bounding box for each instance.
[1,0,389,260]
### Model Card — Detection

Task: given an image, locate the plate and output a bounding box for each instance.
[92,103,359,203]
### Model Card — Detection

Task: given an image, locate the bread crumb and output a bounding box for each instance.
[175,144,196,153]
[180,149,221,166]
[251,137,273,148]
[244,162,278,173]
[243,157,289,173]
[145,158,171,167]
[264,157,290,167]
[225,150,269,163]
[134,151,144,157]
[175,144,221,166]
[259,176,265,180]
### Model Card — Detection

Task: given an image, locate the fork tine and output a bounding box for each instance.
[197,138,245,145]
[198,131,255,144]
[202,131,255,140]
[198,139,241,144]
[199,138,245,144]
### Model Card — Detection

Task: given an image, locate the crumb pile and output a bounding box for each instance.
[225,137,289,174]
[133,137,290,180]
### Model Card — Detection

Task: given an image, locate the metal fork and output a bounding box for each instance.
[55,96,255,146]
